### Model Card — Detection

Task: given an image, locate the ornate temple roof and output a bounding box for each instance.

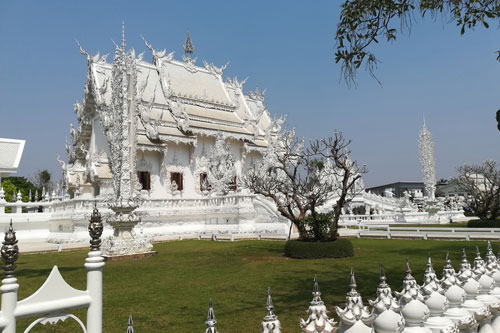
[85,33,279,147]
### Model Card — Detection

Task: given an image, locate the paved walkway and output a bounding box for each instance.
[18,239,89,254]
[17,230,360,254]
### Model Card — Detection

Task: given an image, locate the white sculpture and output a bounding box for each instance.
[369,265,404,333]
[441,252,477,331]
[484,242,500,330]
[335,268,374,333]
[471,246,500,332]
[420,255,456,332]
[457,248,493,331]
[208,133,235,195]
[490,243,500,299]
[87,24,153,257]
[300,276,337,333]
[418,119,436,200]
[395,260,431,332]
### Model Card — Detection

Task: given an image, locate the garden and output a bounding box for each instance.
[15,238,494,332]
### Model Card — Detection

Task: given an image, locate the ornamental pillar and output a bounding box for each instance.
[85,206,105,333]
[0,221,19,333]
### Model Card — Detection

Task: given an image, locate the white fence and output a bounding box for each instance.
[339,210,466,224]
[0,209,104,333]
[349,224,500,241]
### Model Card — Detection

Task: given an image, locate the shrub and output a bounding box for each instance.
[467,219,500,228]
[284,239,354,259]
[300,213,332,241]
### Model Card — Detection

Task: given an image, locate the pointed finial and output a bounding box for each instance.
[475,245,481,259]
[405,259,411,274]
[311,275,322,305]
[121,21,126,52]
[313,275,320,295]
[445,251,451,267]
[349,267,357,291]
[205,299,217,332]
[379,264,387,285]
[264,287,277,319]
[1,220,19,278]
[127,315,134,333]
[184,31,194,54]
[487,241,493,254]
[425,253,435,273]
[266,287,274,311]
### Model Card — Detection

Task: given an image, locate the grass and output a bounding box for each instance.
[14,238,493,332]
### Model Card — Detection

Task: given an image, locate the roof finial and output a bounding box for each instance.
[184,31,194,55]
[121,21,126,52]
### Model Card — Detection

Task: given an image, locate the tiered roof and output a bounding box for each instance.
[87,34,277,150]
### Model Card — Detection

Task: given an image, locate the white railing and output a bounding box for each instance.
[339,210,465,224]
[0,218,104,333]
[353,225,500,241]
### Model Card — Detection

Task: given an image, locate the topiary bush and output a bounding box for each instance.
[284,239,354,259]
[467,219,500,228]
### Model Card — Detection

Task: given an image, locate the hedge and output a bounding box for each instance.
[284,239,354,259]
[467,219,500,228]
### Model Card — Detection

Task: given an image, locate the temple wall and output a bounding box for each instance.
[242,151,262,173]
[91,118,109,158]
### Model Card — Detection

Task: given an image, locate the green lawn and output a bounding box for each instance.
[15,238,493,332]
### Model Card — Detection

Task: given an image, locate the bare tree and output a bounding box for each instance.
[242,129,366,241]
[308,133,367,239]
[456,160,500,220]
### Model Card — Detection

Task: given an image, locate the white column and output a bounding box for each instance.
[0,187,5,214]
[0,276,18,333]
[85,250,105,333]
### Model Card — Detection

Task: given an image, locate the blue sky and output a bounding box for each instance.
[0,1,499,187]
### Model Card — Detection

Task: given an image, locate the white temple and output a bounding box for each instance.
[0,31,467,242]
[49,29,291,241]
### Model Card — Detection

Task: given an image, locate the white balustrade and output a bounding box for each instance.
[0,208,104,333]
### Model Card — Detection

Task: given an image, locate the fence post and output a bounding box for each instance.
[85,206,105,333]
[0,187,6,214]
[0,221,19,333]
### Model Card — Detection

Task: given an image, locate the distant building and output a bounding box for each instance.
[0,138,25,182]
[435,178,477,198]
[366,181,425,198]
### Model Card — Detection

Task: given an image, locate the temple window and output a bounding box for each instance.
[229,176,237,191]
[171,172,183,191]
[137,171,151,190]
[200,173,209,191]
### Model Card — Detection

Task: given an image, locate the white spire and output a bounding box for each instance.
[121,21,126,52]
[418,118,436,199]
